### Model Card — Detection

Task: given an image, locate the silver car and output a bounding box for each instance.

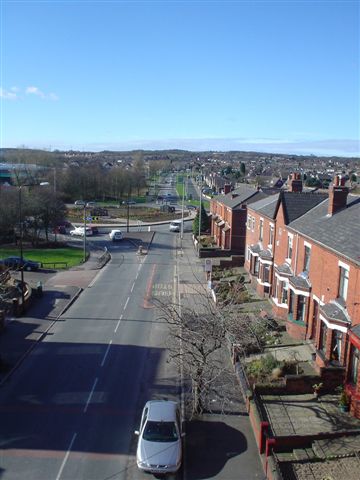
[135,400,183,475]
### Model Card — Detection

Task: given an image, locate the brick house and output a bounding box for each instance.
[210,184,268,254]
[245,175,360,418]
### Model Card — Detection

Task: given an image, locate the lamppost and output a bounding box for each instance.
[180,175,186,241]
[18,186,25,311]
[198,171,202,240]
[83,203,87,262]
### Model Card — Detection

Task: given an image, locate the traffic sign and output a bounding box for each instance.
[204,258,212,272]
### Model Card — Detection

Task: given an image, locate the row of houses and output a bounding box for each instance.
[209,174,360,417]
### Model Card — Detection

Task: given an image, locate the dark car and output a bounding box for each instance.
[0,256,40,271]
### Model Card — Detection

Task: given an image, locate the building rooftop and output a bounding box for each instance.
[289,195,360,266]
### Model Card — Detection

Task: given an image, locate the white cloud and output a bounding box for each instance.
[0,87,18,100]
[26,86,58,100]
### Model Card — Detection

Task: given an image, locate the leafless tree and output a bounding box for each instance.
[155,284,276,417]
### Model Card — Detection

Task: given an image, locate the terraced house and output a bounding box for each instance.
[245,175,360,418]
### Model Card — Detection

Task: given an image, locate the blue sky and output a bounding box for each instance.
[1,0,359,156]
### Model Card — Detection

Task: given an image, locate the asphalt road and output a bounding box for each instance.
[0,231,180,480]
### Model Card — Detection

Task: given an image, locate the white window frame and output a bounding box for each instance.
[286,233,294,263]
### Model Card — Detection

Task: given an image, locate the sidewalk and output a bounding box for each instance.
[177,234,265,480]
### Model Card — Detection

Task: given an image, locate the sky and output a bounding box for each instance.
[0,0,359,157]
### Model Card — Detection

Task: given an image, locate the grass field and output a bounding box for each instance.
[0,247,84,268]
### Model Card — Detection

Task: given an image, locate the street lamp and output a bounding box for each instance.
[180,174,186,241]
[18,186,25,311]
[83,203,87,262]
[199,171,202,240]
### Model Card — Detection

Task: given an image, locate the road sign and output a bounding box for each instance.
[86,216,92,221]
[204,258,212,272]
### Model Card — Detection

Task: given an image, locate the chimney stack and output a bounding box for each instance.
[289,172,303,193]
[328,175,349,216]
[224,184,231,194]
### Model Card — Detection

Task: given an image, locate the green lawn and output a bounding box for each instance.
[0,247,84,269]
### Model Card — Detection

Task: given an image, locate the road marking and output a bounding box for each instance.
[143,263,157,309]
[55,432,77,480]
[114,314,123,333]
[148,226,151,232]
[84,378,98,413]
[131,282,135,292]
[124,296,130,310]
[100,340,112,367]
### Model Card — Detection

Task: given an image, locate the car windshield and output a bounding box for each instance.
[143,421,178,442]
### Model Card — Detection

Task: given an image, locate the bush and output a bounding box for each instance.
[246,354,281,381]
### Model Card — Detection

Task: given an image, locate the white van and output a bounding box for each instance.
[169,220,182,232]
[109,229,123,241]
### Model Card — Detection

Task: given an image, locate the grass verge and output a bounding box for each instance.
[0,247,84,268]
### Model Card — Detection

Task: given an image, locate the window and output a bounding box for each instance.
[259,219,263,241]
[269,225,274,247]
[330,330,342,363]
[297,295,306,322]
[251,217,255,232]
[338,266,349,301]
[303,245,311,272]
[281,282,288,304]
[287,235,293,260]
[319,321,327,353]
[247,215,251,229]
[349,346,359,385]
[246,246,250,262]
[254,257,259,276]
[263,265,270,283]
[288,289,294,315]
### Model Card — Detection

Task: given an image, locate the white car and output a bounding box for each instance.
[109,229,123,241]
[135,400,183,475]
[69,227,93,237]
[169,220,182,232]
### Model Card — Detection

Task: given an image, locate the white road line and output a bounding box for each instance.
[148,226,151,232]
[124,296,130,310]
[55,432,77,480]
[84,378,98,413]
[131,282,135,292]
[114,314,123,333]
[100,340,113,367]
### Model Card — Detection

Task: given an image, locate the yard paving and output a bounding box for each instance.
[261,393,360,437]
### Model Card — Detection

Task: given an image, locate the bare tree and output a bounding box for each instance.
[155,285,275,417]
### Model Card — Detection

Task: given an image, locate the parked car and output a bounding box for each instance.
[135,400,183,475]
[69,227,93,237]
[90,226,99,235]
[0,256,40,271]
[187,205,198,211]
[122,200,137,205]
[74,200,85,206]
[109,229,123,241]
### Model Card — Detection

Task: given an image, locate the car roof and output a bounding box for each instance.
[145,400,178,421]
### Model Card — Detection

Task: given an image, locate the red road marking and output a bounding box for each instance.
[143,264,157,309]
